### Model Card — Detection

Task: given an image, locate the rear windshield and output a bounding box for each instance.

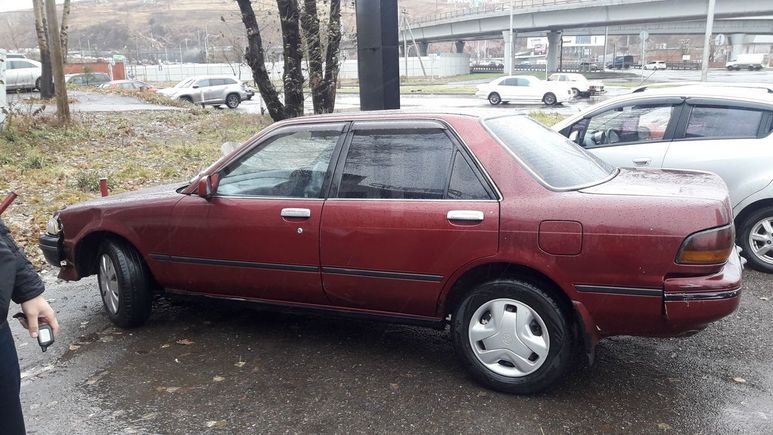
[484,115,616,190]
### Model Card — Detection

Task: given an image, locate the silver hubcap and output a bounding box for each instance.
[749,217,773,265]
[99,254,120,315]
[228,96,238,106]
[468,298,550,377]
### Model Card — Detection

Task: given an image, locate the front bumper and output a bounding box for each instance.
[39,233,64,266]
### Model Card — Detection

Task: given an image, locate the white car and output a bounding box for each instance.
[547,73,605,98]
[643,61,667,70]
[552,85,773,272]
[475,75,574,106]
[5,58,42,91]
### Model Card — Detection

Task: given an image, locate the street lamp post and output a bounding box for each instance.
[700,0,716,81]
[508,0,514,75]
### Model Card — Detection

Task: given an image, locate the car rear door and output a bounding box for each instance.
[663,100,772,205]
[191,78,210,103]
[319,121,500,318]
[165,122,347,304]
[203,78,225,103]
[568,98,683,168]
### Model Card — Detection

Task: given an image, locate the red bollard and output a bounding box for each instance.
[99,178,109,197]
[0,192,17,216]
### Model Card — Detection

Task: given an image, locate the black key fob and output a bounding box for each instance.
[37,323,55,352]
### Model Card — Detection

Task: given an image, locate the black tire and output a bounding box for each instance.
[96,239,153,328]
[179,96,194,104]
[451,279,573,394]
[542,93,557,106]
[738,206,773,273]
[488,92,501,105]
[571,88,580,97]
[225,93,241,109]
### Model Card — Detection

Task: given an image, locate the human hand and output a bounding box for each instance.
[20,296,60,338]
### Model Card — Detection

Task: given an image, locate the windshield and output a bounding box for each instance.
[484,115,617,190]
[174,78,195,88]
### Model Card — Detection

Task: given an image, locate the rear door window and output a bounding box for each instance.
[447,152,492,200]
[336,128,455,200]
[684,106,764,139]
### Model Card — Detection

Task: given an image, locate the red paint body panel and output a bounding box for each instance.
[49,112,743,343]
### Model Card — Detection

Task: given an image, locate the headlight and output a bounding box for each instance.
[46,216,62,235]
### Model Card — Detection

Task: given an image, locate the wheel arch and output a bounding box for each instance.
[735,197,773,235]
[74,231,156,286]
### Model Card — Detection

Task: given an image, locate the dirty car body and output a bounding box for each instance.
[40,113,742,394]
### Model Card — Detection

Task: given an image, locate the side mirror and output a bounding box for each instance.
[220,141,239,157]
[197,175,216,199]
[192,84,199,89]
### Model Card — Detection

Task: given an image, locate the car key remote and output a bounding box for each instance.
[13,313,55,352]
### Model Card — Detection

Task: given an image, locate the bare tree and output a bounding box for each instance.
[32,0,54,98]
[300,0,341,114]
[60,0,72,62]
[45,0,70,123]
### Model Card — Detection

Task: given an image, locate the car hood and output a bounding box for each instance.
[158,88,181,96]
[581,168,730,204]
[63,182,188,211]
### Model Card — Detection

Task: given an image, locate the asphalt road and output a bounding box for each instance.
[12,269,772,434]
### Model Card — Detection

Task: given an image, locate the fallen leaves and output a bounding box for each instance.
[657,422,672,431]
[176,339,195,346]
[156,386,180,393]
[732,377,747,384]
[212,376,225,382]
[206,420,227,429]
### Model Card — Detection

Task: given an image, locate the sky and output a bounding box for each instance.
[0,0,74,13]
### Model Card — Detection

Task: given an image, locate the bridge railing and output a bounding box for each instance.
[413,0,622,25]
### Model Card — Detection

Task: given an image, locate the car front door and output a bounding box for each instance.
[165,122,347,304]
[567,99,683,168]
[319,121,500,318]
[203,78,225,103]
[663,101,772,205]
[191,79,210,103]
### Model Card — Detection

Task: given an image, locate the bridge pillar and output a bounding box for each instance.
[417,41,429,57]
[454,41,466,54]
[546,30,562,73]
[729,33,747,61]
[502,30,513,74]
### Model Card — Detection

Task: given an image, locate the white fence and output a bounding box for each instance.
[128,54,472,84]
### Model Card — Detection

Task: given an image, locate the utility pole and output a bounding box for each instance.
[701,0,716,81]
[508,0,514,75]
[603,26,609,72]
[45,0,69,123]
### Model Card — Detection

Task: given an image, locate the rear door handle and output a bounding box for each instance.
[281,208,311,218]
[447,210,484,222]
[633,158,651,166]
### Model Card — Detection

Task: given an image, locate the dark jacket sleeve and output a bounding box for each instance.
[0,220,45,317]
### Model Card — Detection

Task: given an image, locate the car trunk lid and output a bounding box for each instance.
[580,168,730,204]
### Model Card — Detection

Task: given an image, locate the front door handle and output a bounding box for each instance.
[281,208,311,218]
[447,210,484,222]
[633,158,651,166]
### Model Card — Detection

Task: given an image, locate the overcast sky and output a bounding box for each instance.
[0,0,74,13]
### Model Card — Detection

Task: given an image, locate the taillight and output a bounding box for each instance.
[676,225,735,265]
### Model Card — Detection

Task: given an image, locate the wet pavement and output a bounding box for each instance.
[12,269,772,434]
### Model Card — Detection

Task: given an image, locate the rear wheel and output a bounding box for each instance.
[488,92,501,105]
[542,92,557,106]
[225,93,241,109]
[452,279,573,394]
[739,206,773,273]
[97,240,153,328]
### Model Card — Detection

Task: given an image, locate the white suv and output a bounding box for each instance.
[553,85,773,272]
[5,58,42,91]
[158,76,251,109]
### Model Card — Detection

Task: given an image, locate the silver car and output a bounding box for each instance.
[5,58,42,91]
[553,85,773,272]
[158,76,251,109]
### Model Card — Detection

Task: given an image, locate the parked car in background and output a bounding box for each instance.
[643,61,667,70]
[475,75,574,105]
[40,112,741,394]
[547,73,605,97]
[100,80,157,92]
[158,76,251,109]
[553,85,773,272]
[726,53,769,71]
[4,58,42,91]
[607,55,635,69]
[579,61,601,72]
[6,53,27,59]
[65,72,111,86]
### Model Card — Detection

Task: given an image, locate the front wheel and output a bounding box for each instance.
[97,240,153,328]
[542,93,557,106]
[488,92,502,105]
[452,279,573,394]
[739,207,773,273]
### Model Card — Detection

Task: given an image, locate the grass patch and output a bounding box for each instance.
[0,109,270,267]
[527,111,567,127]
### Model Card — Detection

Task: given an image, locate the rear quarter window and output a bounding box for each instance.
[685,106,764,139]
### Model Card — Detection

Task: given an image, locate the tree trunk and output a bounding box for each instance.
[235,0,286,121]
[32,0,54,99]
[276,0,305,118]
[60,0,72,63]
[320,0,342,113]
[45,0,70,123]
[300,0,323,114]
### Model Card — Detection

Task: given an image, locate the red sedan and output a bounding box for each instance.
[40,113,741,393]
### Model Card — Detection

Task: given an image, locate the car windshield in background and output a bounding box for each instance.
[484,115,616,190]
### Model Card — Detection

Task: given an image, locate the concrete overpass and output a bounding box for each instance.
[399,0,773,71]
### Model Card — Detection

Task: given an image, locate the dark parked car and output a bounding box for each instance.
[40,113,742,394]
[65,72,111,86]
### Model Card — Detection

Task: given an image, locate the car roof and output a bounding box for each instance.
[616,85,773,107]
[269,111,480,128]
[633,82,773,95]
